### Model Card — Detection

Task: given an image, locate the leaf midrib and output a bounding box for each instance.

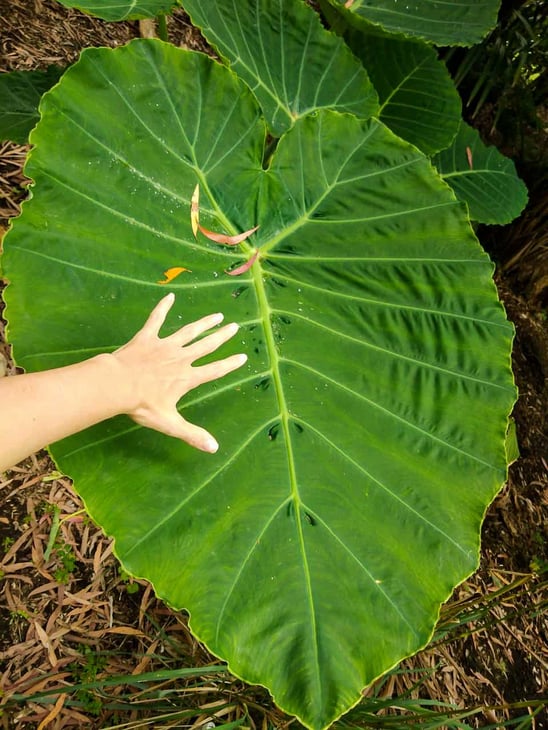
[252,259,323,703]
[378,55,431,115]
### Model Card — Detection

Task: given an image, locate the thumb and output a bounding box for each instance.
[161,411,219,454]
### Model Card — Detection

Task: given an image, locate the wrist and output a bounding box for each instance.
[91,352,139,417]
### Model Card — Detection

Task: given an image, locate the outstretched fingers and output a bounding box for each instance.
[170,311,226,347]
[182,321,240,361]
[141,295,227,347]
[140,292,176,337]
[193,352,248,385]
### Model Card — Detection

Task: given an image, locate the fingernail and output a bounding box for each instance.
[226,322,239,335]
[236,353,248,365]
[205,437,219,453]
[211,312,224,325]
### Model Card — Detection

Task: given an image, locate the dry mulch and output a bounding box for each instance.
[1,1,547,728]
[0,457,267,729]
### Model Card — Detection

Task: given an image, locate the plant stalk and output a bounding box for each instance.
[156,13,168,42]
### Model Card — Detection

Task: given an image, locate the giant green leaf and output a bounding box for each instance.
[54,0,178,21]
[0,67,64,144]
[322,0,501,46]
[343,28,461,154]
[3,41,516,730]
[433,121,528,224]
[181,0,378,135]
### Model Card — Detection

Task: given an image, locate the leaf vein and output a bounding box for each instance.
[283,358,502,471]
[121,417,279,558]
[296,417,471,558]
[272,308,512,391]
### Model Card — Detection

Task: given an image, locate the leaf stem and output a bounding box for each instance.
[262,135,280,169]
[44,505,61,562]
[156,13,168,42]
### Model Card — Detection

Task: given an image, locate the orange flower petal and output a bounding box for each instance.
[158,266,191,284]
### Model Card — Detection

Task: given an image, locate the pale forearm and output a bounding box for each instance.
[0,354,129,472]
[0,294,247,472]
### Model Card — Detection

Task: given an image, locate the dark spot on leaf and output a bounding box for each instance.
[268,424,280,441]
[271,278,287,288]
[231,286,247,298]
[276,244,296,255]
[293,422,304,434]
[304,512,316,526]
[286,502,294,518]
[279,315,292,325]
[255,377,271,391]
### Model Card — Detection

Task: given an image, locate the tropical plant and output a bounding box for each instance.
[444,0,548,133]
[0,67,63,145]
[1,1,528,728]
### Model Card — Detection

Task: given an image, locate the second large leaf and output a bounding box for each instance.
[3,40,516,730]
[324,0,501,45]
[54,0,178,20]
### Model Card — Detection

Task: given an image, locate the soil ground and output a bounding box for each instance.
[0,1,547,728]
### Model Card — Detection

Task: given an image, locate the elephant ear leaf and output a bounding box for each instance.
[181,0,379,136]
[322,0,501,45]
[0,67,64,144]
[433,121,528,224]
[343,28,461,155]
[3,41,516,730]
[53,0,178,20]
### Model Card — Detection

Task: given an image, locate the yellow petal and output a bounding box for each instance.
[158,266,191,284]
[190,183,200,238]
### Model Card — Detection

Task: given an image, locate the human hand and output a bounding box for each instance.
[110,293,247,453]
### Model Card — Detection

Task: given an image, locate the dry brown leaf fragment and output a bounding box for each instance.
[37,692,67,730]
[33,621,58,667]
[191,183,200,237]
[466,146,473,169]
[199,224,259,245]
[225,250,260,276]
[189,182,259,244]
